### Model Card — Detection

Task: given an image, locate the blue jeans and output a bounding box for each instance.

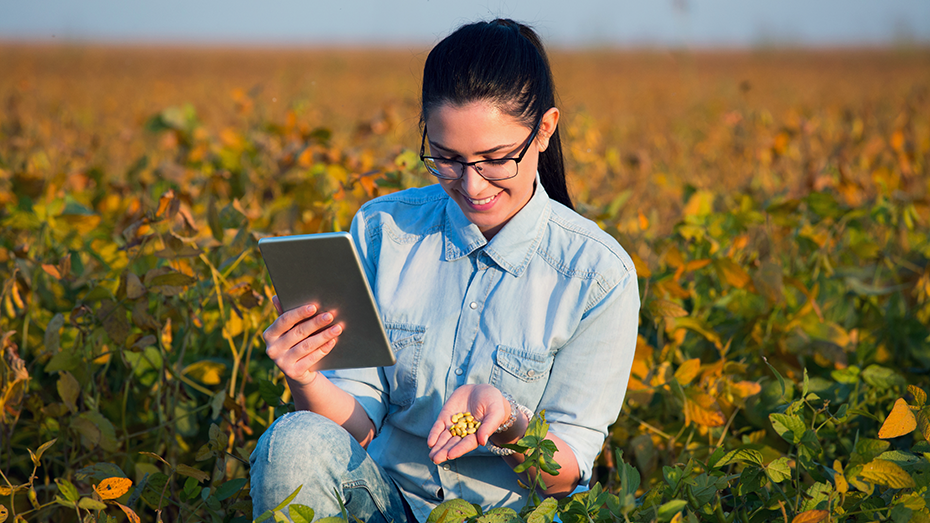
[250,411,415,523]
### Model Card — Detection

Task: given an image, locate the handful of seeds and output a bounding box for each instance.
[449,412,480,437]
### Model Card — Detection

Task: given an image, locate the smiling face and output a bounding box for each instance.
[424,100,559,239]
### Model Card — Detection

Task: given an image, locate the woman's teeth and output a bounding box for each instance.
[467,194,495,205]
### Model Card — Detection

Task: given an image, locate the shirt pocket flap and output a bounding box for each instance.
[494,345,552,382]
[384,322,426,352]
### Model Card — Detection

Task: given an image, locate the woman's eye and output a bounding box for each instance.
[486,159,511,167]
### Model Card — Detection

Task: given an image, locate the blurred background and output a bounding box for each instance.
[2,0,929,47]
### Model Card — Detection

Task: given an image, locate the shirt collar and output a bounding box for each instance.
[442,173,550,276]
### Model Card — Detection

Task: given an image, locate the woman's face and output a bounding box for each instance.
[424,101,559,239]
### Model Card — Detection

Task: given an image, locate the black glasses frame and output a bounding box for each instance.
[419,116,543,181]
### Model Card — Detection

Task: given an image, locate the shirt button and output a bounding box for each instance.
[469,302,477,309]
[455,368,464,376]
[442,464,451,471]
[527,370,536,377]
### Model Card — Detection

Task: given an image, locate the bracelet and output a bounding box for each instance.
[496,392,519,434]
[486,403,534,456]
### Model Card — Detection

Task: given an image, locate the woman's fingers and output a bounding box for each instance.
[271,295,283,314]
[275,321,342,369]
[263,303,319,345]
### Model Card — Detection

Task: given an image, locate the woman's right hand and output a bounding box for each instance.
[262,296,343,387]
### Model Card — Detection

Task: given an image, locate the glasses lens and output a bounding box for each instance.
[476,159,518,180]
[423,158,459,179]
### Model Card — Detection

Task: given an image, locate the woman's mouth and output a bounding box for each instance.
[463,192,500,210]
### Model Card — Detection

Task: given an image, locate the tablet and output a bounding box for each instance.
[258,232,396,372]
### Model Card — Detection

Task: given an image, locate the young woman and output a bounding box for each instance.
[250,19,640,523]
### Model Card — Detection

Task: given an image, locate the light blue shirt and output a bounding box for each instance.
[325,180,640,521]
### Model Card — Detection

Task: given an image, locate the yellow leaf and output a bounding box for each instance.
[683,190,714,217]
[94,477,132,500]
[648,298,687,319]
[908,385,927,408]
[41,264,61,279]
[728,380,762,399]
[792,510,829,523]
[684,391,725,427]
[714,259,751,289]
[0,504,7,523]
[918,408,930,442]
[879,398,917,439]
[115,502,141,523]
[859,459,916,489]
[629,252,651,279]
[834,460,848,494]
[183,360,227,386]
[674,359,701,386]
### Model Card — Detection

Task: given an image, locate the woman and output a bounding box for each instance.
[250,19,640,523]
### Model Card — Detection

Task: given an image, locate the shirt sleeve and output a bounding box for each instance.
[538,262,640,484]
[322,208,391,433]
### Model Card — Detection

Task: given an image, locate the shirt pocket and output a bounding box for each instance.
[490,345,554,402]
[383,322,426,407]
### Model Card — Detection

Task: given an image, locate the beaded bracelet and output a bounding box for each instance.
[496,391,519,434]
[485,403,534,456]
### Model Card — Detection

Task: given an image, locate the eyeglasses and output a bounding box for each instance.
[419,117,542,181]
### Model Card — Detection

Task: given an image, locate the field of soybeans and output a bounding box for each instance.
[1,44,929,523]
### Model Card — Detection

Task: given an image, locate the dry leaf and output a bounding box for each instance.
[94,477,132,500]
[878,398,917,439]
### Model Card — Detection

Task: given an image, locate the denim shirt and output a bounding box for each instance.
[324,180,640,521]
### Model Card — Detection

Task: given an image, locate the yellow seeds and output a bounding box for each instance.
[448,412,481,437]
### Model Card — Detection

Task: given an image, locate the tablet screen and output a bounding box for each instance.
[258,232,396,371]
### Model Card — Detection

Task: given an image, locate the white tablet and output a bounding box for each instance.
[258,232,396,372]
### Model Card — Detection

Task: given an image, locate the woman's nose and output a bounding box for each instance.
[460,164,489,195]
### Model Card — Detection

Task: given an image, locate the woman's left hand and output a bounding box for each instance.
[427,384,509,464]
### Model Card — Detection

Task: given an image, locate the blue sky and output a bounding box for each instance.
[1,0,928,48]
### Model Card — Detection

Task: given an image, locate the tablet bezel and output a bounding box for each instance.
[258,232,396,372]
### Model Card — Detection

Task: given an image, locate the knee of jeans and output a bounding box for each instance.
[251,411,355,470]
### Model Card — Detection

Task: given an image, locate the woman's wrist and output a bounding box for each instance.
[487,401,533,455]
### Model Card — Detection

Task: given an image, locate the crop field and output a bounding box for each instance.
[1,45,929,522]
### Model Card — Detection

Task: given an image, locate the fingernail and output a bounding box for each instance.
[331,324,343,335]
[322,312,333,322]
[306,304,317,314]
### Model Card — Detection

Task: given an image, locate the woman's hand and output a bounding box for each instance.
[262,296,343,387]
[427,384,510,464]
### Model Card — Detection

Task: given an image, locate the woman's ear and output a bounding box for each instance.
[535,107,560,153]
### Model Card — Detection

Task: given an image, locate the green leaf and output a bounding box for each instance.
[75,462,128,483]
[769,413,806,444]
[854,439,891,464]
[271,484,302,512]
[214,478,247,501]
[55,479,79,503]
[714,448,763,468]
[44,313,65,353]
[861,365,906,391]
[78,497,108,511]
[766,457,792,483]
[657,499,688,522]
[57,371,80,413]
[258,379,286,407]
[288,504,315,523]
[35,438,57,461]
[527,497,558,523]
[763,357,788,399]
[476,507,521,523]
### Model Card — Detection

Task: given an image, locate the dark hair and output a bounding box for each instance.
[421,19,573,210]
